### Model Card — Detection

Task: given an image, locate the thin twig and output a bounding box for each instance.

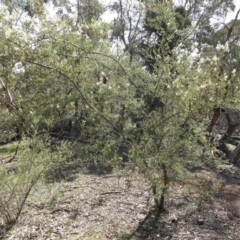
[99,191,122,195]
[6,140,20,163]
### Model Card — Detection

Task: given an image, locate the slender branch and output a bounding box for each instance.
[119,0,127,47]
[226,8,240,42]
[25,60,129,141]
[58,39,138,88]
[127,1,133,43]
[99,191,122,195]
[153,112,181,131]
[6,140,20,163]
[0,78,13,103]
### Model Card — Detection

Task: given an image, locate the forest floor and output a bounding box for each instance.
[1,147,240,239]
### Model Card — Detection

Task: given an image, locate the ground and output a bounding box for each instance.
[1,146,240,239]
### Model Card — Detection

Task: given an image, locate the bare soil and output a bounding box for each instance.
[1,157,240,240]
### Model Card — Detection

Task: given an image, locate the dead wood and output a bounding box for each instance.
[229,144,240,163]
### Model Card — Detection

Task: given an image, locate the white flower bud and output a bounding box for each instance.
[212,55,218,61]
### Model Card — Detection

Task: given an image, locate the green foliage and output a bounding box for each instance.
[0,138,52,226]
[0,110,17,143]
[0,144,17,155]
[139,1,191,72]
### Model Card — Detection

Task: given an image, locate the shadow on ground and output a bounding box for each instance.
[44,156,114,183]
[118,160,240,240]
[119,209,167,240]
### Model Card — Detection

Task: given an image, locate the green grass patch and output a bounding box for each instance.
[0,144,17,155]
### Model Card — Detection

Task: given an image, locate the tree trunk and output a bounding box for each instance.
[230,144,240,163]
[158,163,169,211]
[151,163,169,212]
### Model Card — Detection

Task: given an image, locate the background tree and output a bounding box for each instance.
[139,1,191,72]
[0,0,50,16]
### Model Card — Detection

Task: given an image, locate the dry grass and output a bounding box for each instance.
[1,155,240,239]
[1,167,151,240]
